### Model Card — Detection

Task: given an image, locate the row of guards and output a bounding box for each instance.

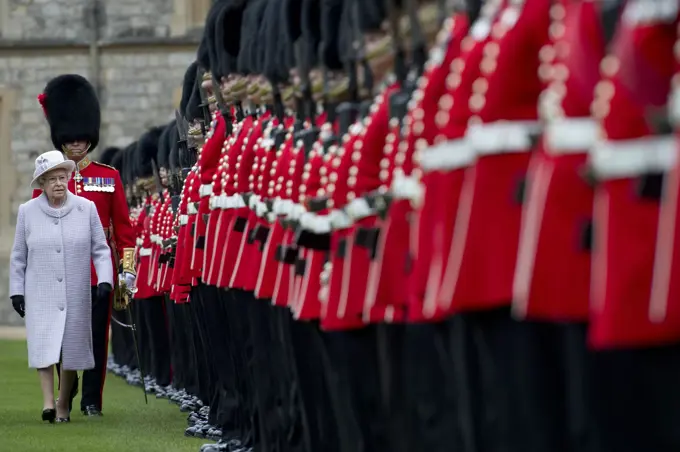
[87,0,680,451]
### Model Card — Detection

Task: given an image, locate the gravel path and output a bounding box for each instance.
[0,326,26,340]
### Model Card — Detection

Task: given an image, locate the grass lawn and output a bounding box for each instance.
[0,339,205,452]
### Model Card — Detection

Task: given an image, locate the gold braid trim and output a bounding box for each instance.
[121,248,136,275]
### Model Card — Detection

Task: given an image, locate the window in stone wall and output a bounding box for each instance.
[171,0,212,37]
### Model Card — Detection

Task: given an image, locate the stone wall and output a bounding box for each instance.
[1,49,194,222]
[0,0,201,325]
[99,49,195,147]
[1,0,90,40]
[102,0,175,40]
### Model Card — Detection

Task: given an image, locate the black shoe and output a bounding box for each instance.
[199,443,231,452]
[207,428,223,441]
[56,417,70,423]
[42,409,56,424]
[81,405,103,417]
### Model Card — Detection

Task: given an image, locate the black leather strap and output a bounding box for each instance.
[636,173,665,201]
[355,227,380,259]
[195,236,205,250]
[233,216,248,232]
[295,229,332,251]
[295,257,307,276]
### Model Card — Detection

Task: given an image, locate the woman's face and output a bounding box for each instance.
[41,168,69,203]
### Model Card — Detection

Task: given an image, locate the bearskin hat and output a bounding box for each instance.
[180,62,199,116]
[135,126,165,179]
[321,0,344,70]
[39,74,101,152]
[185,74,203,122]
[215,0,248,78]
[157,121,175,170]
[121,142,137,187]
[98,147,120,166]
[168,123,180,171]
[110,149,124,174]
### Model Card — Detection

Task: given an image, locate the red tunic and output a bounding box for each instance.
[417,10,497,315]
[271,133,297,308]
[588,3,680,349]
[171,170,198,303]
[240,116,281,292]
[158,193,174,293]
[289,114,328,310]
[203,150,227,285]
[321,124,367,331]
[149,190,170,292]
[193,112,227,282]
[135,194,163,299]
[256,128,295,301]
[337,84,401,325]
[229,114,268,289]
[214,115,256,288]
[439,0,550,312]
[367,14,469,324]
[651,17,680,332]
[512,0,602,322]
[32,157,135,286]
[294,122,336,320]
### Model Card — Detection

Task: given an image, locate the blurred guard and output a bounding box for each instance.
[35,74,136,417]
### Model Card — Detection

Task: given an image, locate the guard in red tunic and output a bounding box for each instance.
[131,127,173,395]
[587,2,680,450]
[367,10,469,325]
[652,3,680,335]
[513,0,604,324]
[510,2,613,449]
[36,74,135,416]
[588,1,679,349]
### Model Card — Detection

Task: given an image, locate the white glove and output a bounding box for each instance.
[119,272,137,292]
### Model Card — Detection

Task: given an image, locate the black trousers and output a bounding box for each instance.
[173,302,200,396]
[246,295,299,452]
[288,320,341,452]
[80,286,112,410]
[198,284,240,433]
[188,286,213,404]
[110,307,136,369]
[320,327,390,452]
[390,322,462,452]
[164,295,182,389]
[137,296,172,387]
[224,290,257,446]
[592,343,680,452]
[446,309,600,452]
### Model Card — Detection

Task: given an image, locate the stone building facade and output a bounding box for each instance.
[0,0,212,325]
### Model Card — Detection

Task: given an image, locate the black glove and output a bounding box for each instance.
[96,283,113,303]
[11,295,25,318]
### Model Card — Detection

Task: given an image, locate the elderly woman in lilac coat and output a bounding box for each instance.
[9,150,113,424]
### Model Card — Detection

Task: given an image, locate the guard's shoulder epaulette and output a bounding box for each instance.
[92,161,117,171]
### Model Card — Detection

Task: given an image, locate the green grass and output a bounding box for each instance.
[0,339,205,452]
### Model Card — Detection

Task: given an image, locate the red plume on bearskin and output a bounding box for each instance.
[37,93,47,118]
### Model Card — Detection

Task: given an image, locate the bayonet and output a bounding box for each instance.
[196,67,212,134]
[151,159,165,203]
[212,73,233,137]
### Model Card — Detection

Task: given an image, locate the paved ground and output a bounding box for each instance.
[0,326,26,340]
